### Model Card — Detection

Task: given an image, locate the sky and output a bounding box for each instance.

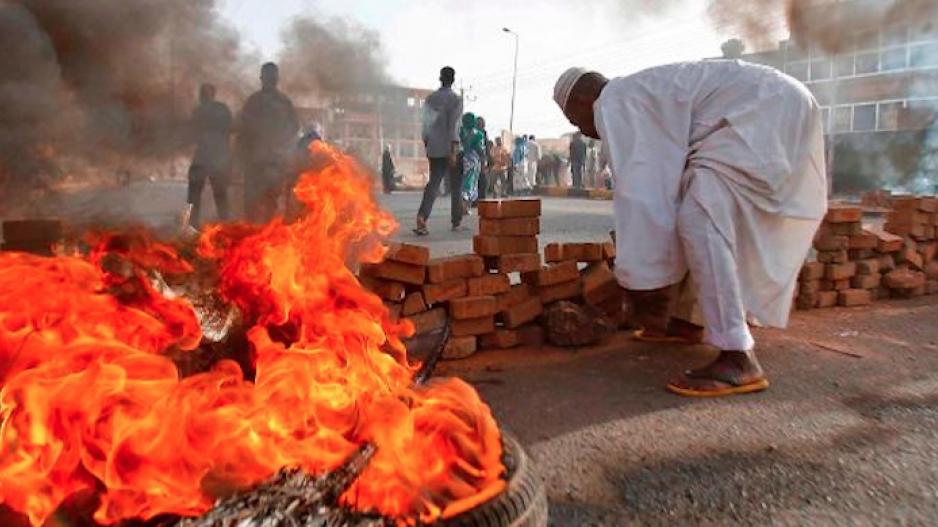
[220,0,790,138]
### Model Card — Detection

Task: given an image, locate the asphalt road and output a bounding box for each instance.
[18,181,938,525]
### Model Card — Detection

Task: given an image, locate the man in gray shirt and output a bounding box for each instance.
[187,83,232,226]
[415,66,463,235]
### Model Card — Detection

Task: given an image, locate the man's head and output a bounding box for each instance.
[477,116,486,130]
[495,137,503,147]
[554,68,609,140]
[440,66,455,87]
[261,62,280,91]
[529,135,536,141]
[199,83,216,104]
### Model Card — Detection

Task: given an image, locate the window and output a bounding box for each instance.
[878,102,902,131]
[406,97,416,107]
[881,48,907,70]
[856,30,879,50]
[834,106,852,132]
[853,104,876,131]
[911,43,938,67]
[787,42,807,61]
[856,52,879,74]
[883,26,908,46]
[786,61,809,81]
[810,60,831,80]
[834,55,855,77]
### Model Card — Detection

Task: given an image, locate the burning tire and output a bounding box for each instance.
[441,432,548,527]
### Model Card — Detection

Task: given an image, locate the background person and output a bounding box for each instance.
[186,83,232,227]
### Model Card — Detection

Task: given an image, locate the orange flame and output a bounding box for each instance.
[0,142,505,525]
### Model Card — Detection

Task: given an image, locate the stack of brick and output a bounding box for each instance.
[798,204,874,308]
[360,242,431,323]
[884,195,937,242]
[544,241,624,324]
[473,199,546,351]
[881,195,938,298]
[1,219,64,255]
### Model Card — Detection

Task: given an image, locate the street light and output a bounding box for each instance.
[502,27,519,135]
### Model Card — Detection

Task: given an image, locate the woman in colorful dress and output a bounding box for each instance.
[459,112,486,214]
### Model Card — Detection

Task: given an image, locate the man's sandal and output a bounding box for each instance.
[666,361,770,398]
[633,329,700,345]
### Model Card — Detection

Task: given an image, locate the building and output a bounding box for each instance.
[298,85,433,187]
[731,0,938,193]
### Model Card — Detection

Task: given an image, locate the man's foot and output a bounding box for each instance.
[413,217,429,236]
[451,223,467,232]
[666,350,769,398]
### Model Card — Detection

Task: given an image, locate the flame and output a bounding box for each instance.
[0,142,505,525]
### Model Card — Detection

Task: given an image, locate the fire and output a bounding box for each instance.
[0,142,505,525]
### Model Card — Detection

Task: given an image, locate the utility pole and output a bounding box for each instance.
[502,28,519,135]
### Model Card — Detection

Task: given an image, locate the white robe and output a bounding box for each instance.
[595,60,827,329]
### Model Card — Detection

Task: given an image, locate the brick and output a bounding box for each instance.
[899,247,924,271]
[408,307,447,335]
[467,274,510,296]
[848,249,874,260]
[855,259,880,275]
[871,229,904,253]
[885,222,927,239]
[838,289,872,307]
[800,262,825,281]
[477,199,542,219]
[427,255,484,283]
[473,235,538,256]
[385,242,430,266]
[796,293,817,310]
[919,242,937,263]
[921,198,938,213]
[824,204,862,223]
[927,280,938,295]
[361,260,426,286]
[451,316,496,337]
[0,242,55,255]
[523,260,579,286]
[518,324,545,347]
[539,279,582,304]
[825,222,863,237]
[818,279,835,291]
[884,269,926,290]
[821,279,851,291]
[360,277,406,302]
[496,283,533,313]
[825,262,856,281]
[603,242,616,260]
[485,253,541,274]
[878,254,897,272]
[817,250,848,264]
[422,279,467,304]
[932,213,938,226]
[851,274,881,289]
[876,285,891,300]
[544,242,605,263]
[442,336,477,360]
[890,195,920,210]
[581,263,620,305]
[384,302,402,321]
[848,232,878,250]
[886,209,926,224]
[402,292,428,316]
[816,290,838,308]
[800,280,821,295]
[2,219,63,243]
[502,296,544,328]
[479,329,522,350]
[450,296,497,319]
[479,217,540,236]
[814,234,849,252]
[926,261,938,280]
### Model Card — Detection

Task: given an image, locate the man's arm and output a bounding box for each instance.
[450,95,463,157]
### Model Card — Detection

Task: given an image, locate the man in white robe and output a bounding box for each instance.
[553,60,827,397]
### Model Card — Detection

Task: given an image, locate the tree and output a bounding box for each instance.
[721,38,746,59]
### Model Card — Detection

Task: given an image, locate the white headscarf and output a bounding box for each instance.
[553,67,589,111]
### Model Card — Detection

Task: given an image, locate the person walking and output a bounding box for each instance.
[458,112,486,215]
[415,66,463,235]
[381,144,396,194]
[476,116,490,202]
[489,137,511,198]
[186,83,232,227]
[511,136,527,195]
[569,132,587,189]
[525,134,541,188]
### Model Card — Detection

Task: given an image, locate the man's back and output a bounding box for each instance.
[238,89,298,164]
[422,87,462,158]
[192,101,232,170]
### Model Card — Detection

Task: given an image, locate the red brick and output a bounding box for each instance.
[478,217,540,236]
[539,279,582,304]
[820,279,851,291]
[360,277,406,302]
[824,204,862,223]
[496,283,533,313]
[442,336,477,360]
[451,316,496,337]
[800,280,822,295]
[2,219,63,243]
[816,290,838,308]
[479,329,522,349]
[920,198,938,213]
[408,307,448,335]
[523,260,579,286]
[796,293,817,310]
[884,269,926,290]
[603,242,616,260]
[402,292,428,316]
[879,254,897,272]
[473,235,538,256]
[485,253,541,273]
[838,289,872,307]
[890,195,920,210]
[814,234,849,252]
[581,263,620,305]
[824,222,863,237]
[927,280,938,295]
[855,259,880,275]
[477,199,542,219]
[800,262,825,281]
[919,241,937,263]
[868,228,905,253]
[886,209,926,224]
[825,262,856,281]
[385,242,430,266]
[848,232,878,250]
[544,242,605,263]
[361,260,426,285]
[467,274,510,296]
[502,296,544,328]
[422,279,467,304]
[926,261,938,281]
[817,250,848,264]
[899,247,924,271]
[851,274,881,290]
[450,296,497,319]
[885,222,927,239]
[518,324,545,346]
[848,249,875,261]
[427,255,484,283]
[384,302,402,322]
